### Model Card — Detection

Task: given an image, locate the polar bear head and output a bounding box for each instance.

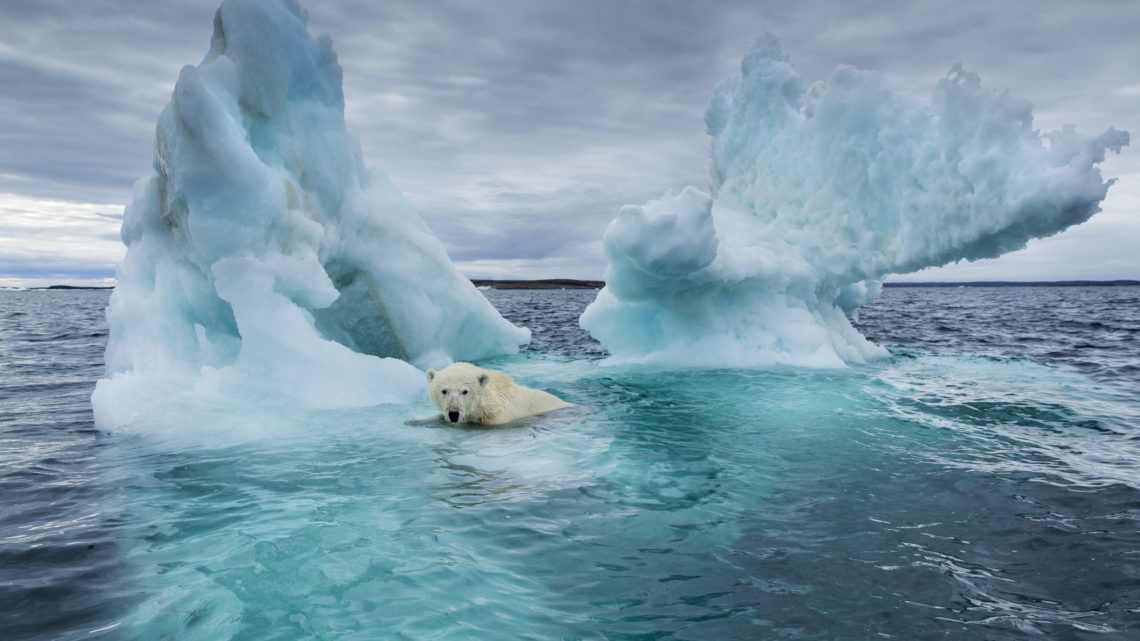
[426,362,494,424]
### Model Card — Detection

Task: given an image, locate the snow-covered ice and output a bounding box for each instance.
[581,34,1128,368]
[93,0,528,429]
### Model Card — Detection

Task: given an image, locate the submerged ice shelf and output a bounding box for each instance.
[581,35,1128,367]
[93,0,528,429]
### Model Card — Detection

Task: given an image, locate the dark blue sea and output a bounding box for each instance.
[2,286,1138,640]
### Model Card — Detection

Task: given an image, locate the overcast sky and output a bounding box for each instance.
[1,0,1137,286]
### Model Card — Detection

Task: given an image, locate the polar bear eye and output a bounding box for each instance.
[462,390,468,395]
[441,389,447,395]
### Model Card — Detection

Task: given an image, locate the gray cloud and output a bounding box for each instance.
[0,195,122,285]
[1,0,1137,283]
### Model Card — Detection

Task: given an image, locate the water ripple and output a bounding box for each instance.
[2,287,1139,640]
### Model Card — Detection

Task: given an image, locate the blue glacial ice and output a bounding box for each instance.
[581,34,1128,368]
[93,0,528,429]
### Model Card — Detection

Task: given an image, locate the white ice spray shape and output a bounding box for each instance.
[581,34,1128,368]
[93,0,529,429]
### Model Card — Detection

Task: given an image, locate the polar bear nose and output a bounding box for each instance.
[447,411,460,423]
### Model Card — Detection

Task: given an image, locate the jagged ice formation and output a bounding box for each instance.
[93,0,528,428]
[580,35,1128,367]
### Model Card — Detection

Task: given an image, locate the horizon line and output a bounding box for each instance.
[9,278,1140,291]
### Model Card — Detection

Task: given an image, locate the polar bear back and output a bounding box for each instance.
[475,369,570,425]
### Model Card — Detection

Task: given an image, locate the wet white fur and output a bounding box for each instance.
[426,362,570,425]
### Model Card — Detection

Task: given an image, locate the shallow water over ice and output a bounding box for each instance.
[2,287,1139,640]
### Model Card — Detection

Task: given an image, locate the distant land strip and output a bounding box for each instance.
[20,279,1140,291]
[882,280,1140,288]
[471,279,604,290]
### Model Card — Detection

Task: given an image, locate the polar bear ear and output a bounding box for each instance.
[477,373,488,387]
[426,369,437,382]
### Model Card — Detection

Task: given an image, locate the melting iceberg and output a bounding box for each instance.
[581,35,1128,368]
[93,0,528,429]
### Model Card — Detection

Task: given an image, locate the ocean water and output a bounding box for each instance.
[1,286,1138,640]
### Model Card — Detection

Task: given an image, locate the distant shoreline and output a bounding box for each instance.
[881,280,1140,288]
[14,279,1140,291]
[471,279,604,290]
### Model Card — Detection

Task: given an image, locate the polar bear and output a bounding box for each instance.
[426,362,571,425]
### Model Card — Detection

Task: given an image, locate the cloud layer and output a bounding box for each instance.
[1,0,1136,285]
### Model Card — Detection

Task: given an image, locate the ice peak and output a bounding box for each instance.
[741,32,789,74]
[205,0,343,117]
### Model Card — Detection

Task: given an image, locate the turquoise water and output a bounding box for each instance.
[2,287,1139,639]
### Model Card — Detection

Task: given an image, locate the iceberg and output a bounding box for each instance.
[581,34,1128,368]
[93,0,528,429]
